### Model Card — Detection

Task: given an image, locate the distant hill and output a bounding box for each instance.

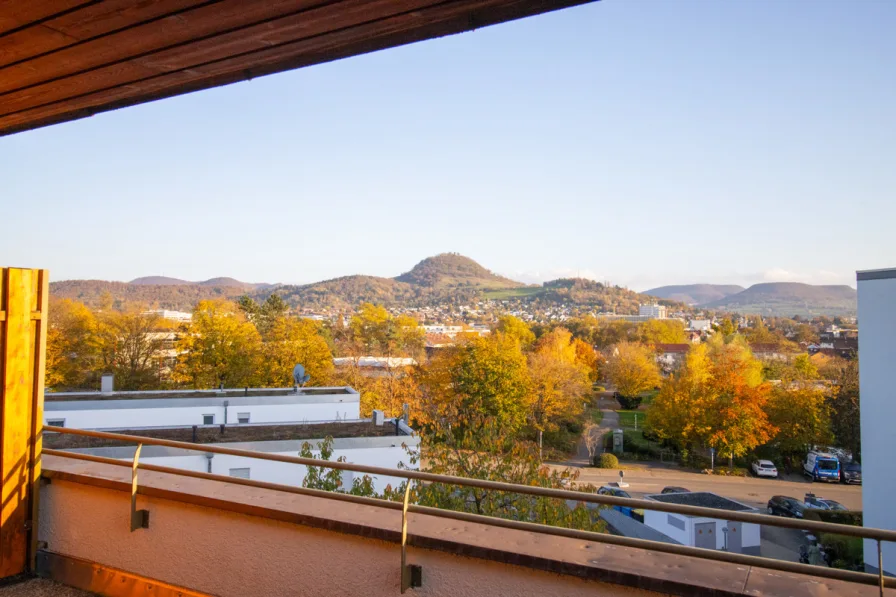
[50,280,250,310]
[129,276,191,285]
[645,284,745,305]
[704,283,857,316]
[394,253,521,289]
[130,276,263,289]
[52,255,682,313]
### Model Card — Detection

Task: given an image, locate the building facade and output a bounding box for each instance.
[857,267,896,574]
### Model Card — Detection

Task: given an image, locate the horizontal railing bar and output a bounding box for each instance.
[44,448,895,590]
[43,448,401,512]
[44,425,895,542]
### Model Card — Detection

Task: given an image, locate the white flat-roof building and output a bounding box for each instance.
[45,387,360,430]
[643,493,760,555]
[858,267,896,574]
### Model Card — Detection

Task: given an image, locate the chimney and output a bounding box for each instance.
[372,410,385,426]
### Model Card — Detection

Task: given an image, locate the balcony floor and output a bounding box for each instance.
[0,579,92,596]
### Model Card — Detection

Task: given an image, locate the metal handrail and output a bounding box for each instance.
[42,425,894,591]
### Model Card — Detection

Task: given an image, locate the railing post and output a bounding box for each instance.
[0,268,49,577]
[878,540,884,597]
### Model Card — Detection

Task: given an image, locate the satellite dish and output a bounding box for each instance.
[292,364,310,388]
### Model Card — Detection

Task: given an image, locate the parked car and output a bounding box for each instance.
[804,451,840,482]
[804,493,830,510]
[751,459,778,478]
[767,495,807,518]
[598,486,633,517]
[598,486,632,499]
[840,462,862,485]
[819,499,848,511]
[661,486,690,494]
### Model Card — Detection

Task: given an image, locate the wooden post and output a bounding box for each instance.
[0,268,48,578]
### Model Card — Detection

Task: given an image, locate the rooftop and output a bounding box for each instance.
[645,492,755,513]
[44,420,410,452]
[46,386,356,402]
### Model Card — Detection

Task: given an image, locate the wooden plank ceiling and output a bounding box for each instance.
[0,0,595,137]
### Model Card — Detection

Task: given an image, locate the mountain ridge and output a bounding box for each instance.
[645,284,745,305]
[704,282,856,316]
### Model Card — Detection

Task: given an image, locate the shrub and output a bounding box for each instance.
[616,395,643,410]
[596,453,619,468]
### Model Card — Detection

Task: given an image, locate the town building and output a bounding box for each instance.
[687,319,712,332]
[333,356,418,377]
[46,416,417,494]
[857,267,896,574]
[143,309,193,323]
[639,304,668,319]
[653,343,690,373]
[44,387,361,430]
[643,493,760,555]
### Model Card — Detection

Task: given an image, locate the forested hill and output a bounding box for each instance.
[703,282,857,316]
[394,253,521,289]
[51,255,673,312]
[645,284,745,305]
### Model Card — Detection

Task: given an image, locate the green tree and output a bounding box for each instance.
[418,416,602,531]
[495,315,535,348]
[238,294,289,339]
[829,360,860,458]
[713,318,737,338]
[174,300,262,388]
[603,342,660,406]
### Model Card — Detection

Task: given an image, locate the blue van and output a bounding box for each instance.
[804,451,840,482]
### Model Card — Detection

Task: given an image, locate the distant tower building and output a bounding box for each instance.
[639,304,667,319]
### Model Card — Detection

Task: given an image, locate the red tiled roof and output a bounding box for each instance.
[654,343,691,354]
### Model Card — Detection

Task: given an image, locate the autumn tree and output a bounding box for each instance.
[417,333,531,434]
[344,303,424,359]
[495,314,535,348]
[603,342,660,408]
[829,359,860,458]
[333,358,422,421]
[94,309,167,390]
[765,385,833,466]
[527,328,590,434]
[238,294,289,339]
[260,316,334,387]
[647,340,775,468]
[46,298,100,390]
[418,415,601,531]
[637,319,687,344]
[572,338,601,382]
[174,300,262,388]
[713,318,737,338]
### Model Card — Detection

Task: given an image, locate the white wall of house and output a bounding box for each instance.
[642,511,759,552]
[45,391,360,430]
[858,269,896,573]
[72,436,418,495]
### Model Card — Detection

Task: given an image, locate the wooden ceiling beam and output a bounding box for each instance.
[0,0,596,137]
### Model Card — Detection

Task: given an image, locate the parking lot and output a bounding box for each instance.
[552,461,862,562]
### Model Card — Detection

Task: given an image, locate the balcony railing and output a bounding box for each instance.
[43,425,894,596]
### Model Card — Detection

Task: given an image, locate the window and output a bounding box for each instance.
[202,414,214,425]
[237,412,250,424]
[47,419,65,428]
[229,468,250,479]
[667,515,685,531]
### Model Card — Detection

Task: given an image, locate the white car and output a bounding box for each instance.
[752,460,778,478]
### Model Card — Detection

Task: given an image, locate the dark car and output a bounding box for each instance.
[767,495,806,518]
[661,486,691,494]
[598,486,634,517]
[820,499,848,511]
[841,462,862,485]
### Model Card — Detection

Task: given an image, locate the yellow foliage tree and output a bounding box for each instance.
[174,300,262,388]
[528,328,590,432]
[637,319,687,344]
[45,298,99,390]
[603,342,661,402]
[495,314,535,348]
[260,317,334,387]
[765,384,833,462]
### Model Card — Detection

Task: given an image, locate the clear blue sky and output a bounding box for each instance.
[2,0,894,291]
